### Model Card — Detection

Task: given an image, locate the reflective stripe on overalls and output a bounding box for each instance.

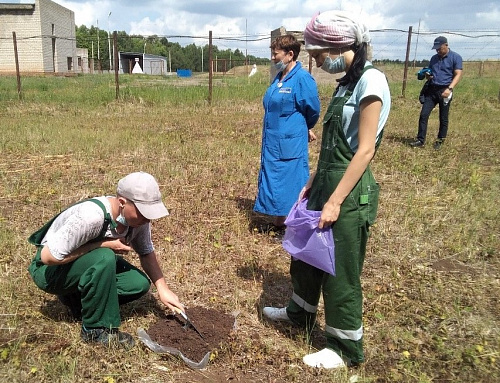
[286,67,381,364]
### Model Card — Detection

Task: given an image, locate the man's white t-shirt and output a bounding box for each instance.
[41,196,154,261]
[334,62,391,152]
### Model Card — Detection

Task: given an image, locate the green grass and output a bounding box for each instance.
[0,65,499,382]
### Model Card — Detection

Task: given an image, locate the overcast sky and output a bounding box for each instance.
[11,0,500,60]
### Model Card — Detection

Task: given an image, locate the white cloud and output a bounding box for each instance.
[476,8,500,23]
[42,0,500,59]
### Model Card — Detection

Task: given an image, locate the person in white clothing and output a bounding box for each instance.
[28,171,184,349]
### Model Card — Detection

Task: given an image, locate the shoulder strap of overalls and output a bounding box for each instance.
[28,198,115,246]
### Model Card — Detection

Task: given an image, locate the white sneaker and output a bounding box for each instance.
[303,348,346,369]
[262,307,291,322]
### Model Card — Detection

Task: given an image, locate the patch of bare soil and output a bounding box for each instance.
[146,306,234,362]
[431,258,476,275]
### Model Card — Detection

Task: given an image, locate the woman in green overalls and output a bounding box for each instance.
[263,11,391,369]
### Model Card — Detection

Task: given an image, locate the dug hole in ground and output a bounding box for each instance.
[138,306,236,368]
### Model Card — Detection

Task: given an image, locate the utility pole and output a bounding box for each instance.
[245,18,248,75]
[412,19,421,68]
[97,19,100,61]
[97,19,100,72]
[108,12,112,70]
[113,32,119,99]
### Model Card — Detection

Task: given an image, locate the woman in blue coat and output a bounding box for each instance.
[254,35,320,228]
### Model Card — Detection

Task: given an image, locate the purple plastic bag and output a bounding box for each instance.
[282,198,335,276]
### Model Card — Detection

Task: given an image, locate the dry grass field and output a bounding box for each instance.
[0,63,499,382]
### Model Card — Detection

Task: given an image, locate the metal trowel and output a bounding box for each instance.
[174,307,204,339]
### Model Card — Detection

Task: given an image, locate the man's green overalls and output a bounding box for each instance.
[286,68,381,364]
[27,199,151,329]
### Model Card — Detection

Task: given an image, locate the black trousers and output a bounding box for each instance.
[417,85,451,143]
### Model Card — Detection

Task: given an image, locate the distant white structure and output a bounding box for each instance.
[132,57,143,74]
[76,47,89,73]
[249,63,257,77]
[118,52,167,75]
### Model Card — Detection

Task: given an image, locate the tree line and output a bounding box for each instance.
[76,25,270,72]
[373,59,430,67]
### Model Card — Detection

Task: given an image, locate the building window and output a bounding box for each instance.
[67,57,73,70]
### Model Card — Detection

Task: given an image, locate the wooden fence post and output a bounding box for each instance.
[402,26,413,98]
[12,32,22,100]
[208,31,213,105]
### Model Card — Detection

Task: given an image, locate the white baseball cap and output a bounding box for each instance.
[117,172,169,220]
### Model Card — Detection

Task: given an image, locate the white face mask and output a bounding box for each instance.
[321,55,346,74]
[273,59,288,73]
[116,206,129,226]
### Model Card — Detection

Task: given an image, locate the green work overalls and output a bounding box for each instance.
[286,68,381,364]
[28,199,151,329]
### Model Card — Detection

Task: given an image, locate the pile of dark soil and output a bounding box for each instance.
[147,306,235,362]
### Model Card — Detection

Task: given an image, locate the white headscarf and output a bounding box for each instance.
[304,10,371,50]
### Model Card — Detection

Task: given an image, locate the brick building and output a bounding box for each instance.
[0,0,76,74]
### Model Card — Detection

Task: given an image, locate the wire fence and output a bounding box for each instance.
[1,28,499,74]
[1,29,499,101]
[370,28,500,62]
[133,29,500,62]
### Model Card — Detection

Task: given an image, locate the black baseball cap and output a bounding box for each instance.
[432,36,448,49]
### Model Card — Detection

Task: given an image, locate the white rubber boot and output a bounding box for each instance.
[303,348,346,369]
[262,307,291,322]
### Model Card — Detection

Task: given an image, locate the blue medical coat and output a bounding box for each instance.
[254,62,320,216]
